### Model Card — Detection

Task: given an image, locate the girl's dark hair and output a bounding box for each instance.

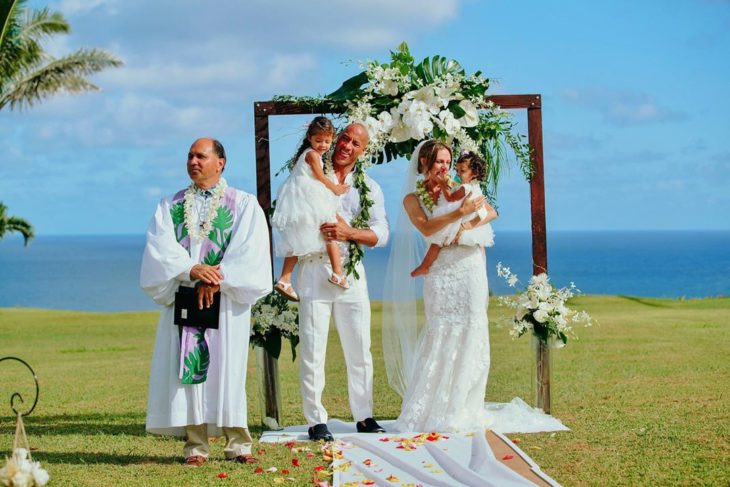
[293,116,337,161]
[456,151,487,182]
[417,140,452,174]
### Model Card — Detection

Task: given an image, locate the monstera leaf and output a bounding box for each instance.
[413,55,465,85]
[171,201,185,225]
[327,71,369,101]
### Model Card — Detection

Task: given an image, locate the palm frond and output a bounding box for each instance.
[0,48,123,110]
[6,217,34,246]
[0,0,22,47]
[18,6,69,40]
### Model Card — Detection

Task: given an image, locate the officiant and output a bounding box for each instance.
[140,137,271,467]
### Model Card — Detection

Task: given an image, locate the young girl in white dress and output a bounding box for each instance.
[271,117,350,301]
[411,151,497,277]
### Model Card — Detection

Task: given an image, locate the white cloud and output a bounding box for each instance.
[561,87,686,125]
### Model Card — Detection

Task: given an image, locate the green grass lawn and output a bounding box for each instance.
[1,296,729,486]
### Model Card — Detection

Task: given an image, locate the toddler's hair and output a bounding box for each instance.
[456,151,487,182]
[293,116,337,161]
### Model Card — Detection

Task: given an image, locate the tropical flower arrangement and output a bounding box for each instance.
[250,288,299,360]
[496,262,593,347]
[0,448,49,487]
[327,42,533,198]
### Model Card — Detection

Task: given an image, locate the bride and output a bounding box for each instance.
[383,139,491,432]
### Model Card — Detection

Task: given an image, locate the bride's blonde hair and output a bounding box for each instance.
[417,140,452,174]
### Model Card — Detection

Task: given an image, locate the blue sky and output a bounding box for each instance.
[1,0,728,235]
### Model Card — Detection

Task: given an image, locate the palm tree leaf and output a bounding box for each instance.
[0,202,34,246]
[18,6,69,41]
[1,48,123,110]
[0,0,21,48]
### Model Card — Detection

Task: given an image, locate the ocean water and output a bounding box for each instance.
[0,231,728,312]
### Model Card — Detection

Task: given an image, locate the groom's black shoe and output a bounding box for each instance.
[356,418,386,433]
[308,423,334,442]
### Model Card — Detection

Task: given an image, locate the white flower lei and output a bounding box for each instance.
[183,177,228,241]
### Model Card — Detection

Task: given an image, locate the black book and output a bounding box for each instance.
[173,286,220,329]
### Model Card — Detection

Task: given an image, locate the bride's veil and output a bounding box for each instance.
[382,140,428,398]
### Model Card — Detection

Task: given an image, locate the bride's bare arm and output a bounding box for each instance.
[404,193,485,237]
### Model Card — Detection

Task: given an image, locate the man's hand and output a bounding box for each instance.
[190,264,223,285]
[197,283,220,310]
[321,214,353,242]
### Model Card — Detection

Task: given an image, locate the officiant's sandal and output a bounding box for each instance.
[274,281,300,302]
[328,273,349,290]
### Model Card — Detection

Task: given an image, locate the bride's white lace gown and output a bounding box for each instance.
[393,244,491,432]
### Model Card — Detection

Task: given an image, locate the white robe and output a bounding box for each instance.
[141,188,272,437]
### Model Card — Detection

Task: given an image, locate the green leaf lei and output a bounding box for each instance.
[414,179,436,212]
[343,160,372,280]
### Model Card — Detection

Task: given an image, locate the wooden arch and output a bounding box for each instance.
[253,94,553,413]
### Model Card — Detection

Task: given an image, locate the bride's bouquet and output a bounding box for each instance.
[496,262,593,347]
[250,289,299,360]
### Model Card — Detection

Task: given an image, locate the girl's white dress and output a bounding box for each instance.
[271,148,339,257]
[425,181,494,248]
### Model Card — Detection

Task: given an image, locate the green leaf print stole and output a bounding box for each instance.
[170,187,237,384]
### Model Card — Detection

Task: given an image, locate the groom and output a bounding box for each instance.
[297,122,389,441]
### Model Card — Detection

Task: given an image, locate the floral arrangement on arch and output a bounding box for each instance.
[250,289,299,360]
[327,41,533,199]
[496,262,593,347]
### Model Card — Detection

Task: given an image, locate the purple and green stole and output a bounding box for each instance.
[170,187,237,384]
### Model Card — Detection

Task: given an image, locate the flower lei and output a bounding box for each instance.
[414,179,436,212]
[183,177,228,241]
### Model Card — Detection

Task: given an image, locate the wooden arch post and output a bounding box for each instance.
[253,94,551,415]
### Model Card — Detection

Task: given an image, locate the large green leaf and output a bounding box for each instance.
[170,201,185,225]
[263,328,282,360]
[327,71,369,101]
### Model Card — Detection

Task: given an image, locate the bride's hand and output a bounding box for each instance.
[459,194,485,216]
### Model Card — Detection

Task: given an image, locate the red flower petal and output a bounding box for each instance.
[378,437,390,442]
[292,458,300,467]
[254,467,264,474]
[306,453,315,458]
[512,438,521,444]
[502,455,514,460]
[314,465,325,471]
[217,472,228,479]
[281,469,289,475]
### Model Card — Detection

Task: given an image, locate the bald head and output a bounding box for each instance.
[187,137,226,189]
[332,123,369,170]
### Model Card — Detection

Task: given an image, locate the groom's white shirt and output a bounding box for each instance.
[296,171,388,301]
[296,171,388,426]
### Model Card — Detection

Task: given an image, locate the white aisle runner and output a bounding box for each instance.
[259,398,567,486]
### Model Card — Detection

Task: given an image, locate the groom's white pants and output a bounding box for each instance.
[296,255,374,426]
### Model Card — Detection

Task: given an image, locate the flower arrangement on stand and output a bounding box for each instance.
[250,289,299,430]
[496,262,593,413]
[496,262,593,346]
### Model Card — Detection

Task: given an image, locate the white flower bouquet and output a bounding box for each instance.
[0,448,49,487]
[496,262,593,347]
[250,289,299,360]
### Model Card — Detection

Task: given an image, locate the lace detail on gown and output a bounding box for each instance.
[393,245,490,433]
